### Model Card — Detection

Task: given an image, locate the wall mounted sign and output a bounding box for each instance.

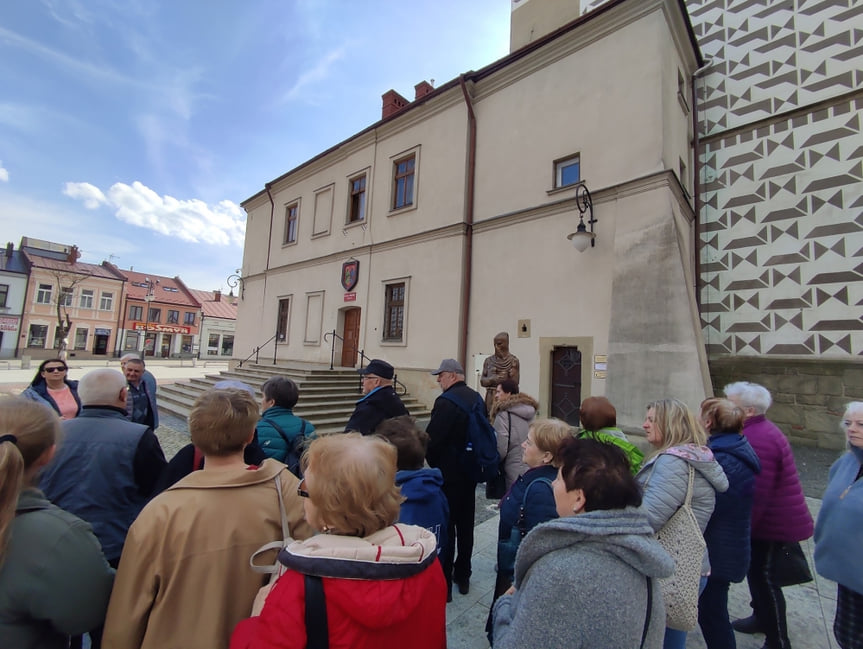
[341,259,359,291]
[344,292,356,302]
[132,322,191,334]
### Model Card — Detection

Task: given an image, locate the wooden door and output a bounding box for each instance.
[341,308,360,367]
[550,346,582,426]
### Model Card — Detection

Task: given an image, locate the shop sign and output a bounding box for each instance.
[132,322,191,334]
[0,316,18,331]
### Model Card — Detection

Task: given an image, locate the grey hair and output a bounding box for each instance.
[723,381,772,415]
[78,369,128,406]
[841,402,863,432]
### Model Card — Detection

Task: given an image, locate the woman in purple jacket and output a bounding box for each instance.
[724,382,814,649]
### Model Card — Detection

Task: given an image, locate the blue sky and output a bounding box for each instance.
[0,0,511,292]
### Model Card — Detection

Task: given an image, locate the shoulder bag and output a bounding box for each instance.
[770,541,813,587]
[249,472,293,615]
[485,412,511,500]
[653,465,704,631]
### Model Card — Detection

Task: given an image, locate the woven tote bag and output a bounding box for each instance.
[655,466,704,631]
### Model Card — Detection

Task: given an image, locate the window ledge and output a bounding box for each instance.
[281,240,299,248]
[343,219,366,231]
[388,202,417,216]
[546,180,586,197]
[380,338,407,347]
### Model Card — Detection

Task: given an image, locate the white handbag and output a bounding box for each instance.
[654,465,704,631]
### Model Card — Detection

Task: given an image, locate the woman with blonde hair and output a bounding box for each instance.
[697,398,761,649]
[0,397,113,648]
[231,433,446,649]
[486,418,573,644]
[637,398,728,649]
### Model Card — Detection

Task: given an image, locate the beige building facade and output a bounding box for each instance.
[238,0,708,428]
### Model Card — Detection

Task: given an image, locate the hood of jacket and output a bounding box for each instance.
[278,524,438,629]
[708,432,762,474]
[396,468,444,500]
[514,508,674,587]
[644,443,729,493]
[490,392,539,421]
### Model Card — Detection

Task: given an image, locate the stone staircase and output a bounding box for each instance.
[157,362,432,435]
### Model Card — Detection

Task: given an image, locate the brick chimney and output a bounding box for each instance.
[5,242,12,258]
[214,289,221,302]
[382,89,409,119]
[66,245,81,264]
[414,80,434,100]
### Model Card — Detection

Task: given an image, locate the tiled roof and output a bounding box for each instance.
[114,268,200,307]
[189,289,238,320]
[23,251,126,281]
[0,250,28,274]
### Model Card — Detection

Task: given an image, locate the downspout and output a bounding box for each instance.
[691,58,713,313]
[458,74,477,370]
[264,184,275,357]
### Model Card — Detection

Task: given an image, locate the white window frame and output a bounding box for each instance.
[554,153,581,189]
[284,199,300,245]
[79,289,94,309]
[99,291,113,311]
[36,283,53,304]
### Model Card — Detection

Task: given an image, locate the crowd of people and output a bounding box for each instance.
[0,353,859,649]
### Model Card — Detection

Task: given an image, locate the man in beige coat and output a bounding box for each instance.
[102,388,312,649]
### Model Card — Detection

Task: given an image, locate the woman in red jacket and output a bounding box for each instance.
[231,433,446,649]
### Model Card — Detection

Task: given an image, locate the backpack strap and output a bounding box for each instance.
[268,420,290,444]
[640,576,653,649]
[505,411,513,453]
[517,477,553,535]
[440,390,470,412]
[305,574,328,649]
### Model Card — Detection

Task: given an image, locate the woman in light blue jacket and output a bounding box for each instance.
[815,402,863,649]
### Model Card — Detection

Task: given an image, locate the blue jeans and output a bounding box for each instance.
[664,576,708,649]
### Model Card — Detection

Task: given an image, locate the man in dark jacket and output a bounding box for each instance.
[344,359,409,435]
[40,368,167,567]
[425,358,483,601]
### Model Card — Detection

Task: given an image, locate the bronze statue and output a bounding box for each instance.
[480,332,520,411]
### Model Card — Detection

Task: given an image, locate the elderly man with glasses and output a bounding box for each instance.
[344,359,409,435]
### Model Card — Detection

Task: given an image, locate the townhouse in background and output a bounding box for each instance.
[4,237,236,361]
[190,289,238,360]
[236,0,863,446]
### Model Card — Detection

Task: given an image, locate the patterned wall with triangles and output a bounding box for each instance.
[581,0,863,358]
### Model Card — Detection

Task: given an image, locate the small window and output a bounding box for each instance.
[148,308,161,323]
[129,305,143,321]
[284,203,299,244]
[383,282,405,341]
[183,311,196,325]
[36,284,53,304]
[74,328,88,350]
[27,324,48,348]
[393,155,415,209]
[277,298,291,342]
[79,289,94,309]
[167,310,180,324]
[0,283,9,308]
[59,288,73,307]
[555,154,581,188]
[348,175,366,223]
[221,335,234,356]
[100,292,113,311]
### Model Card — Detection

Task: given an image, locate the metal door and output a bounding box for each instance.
[550,346,582,426]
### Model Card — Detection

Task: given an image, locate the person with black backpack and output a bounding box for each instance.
[256,377,314,476]
[426,358,493,602]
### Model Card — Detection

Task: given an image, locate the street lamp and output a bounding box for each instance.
[566,183,597,252]
[227,269,244,300]
[141,277,157,356]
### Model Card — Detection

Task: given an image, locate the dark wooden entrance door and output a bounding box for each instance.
[341,308,360,367]
[550,346,582,426]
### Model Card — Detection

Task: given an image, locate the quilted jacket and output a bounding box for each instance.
[636,444,729,574]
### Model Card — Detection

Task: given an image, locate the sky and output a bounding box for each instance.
[0,0,512,293]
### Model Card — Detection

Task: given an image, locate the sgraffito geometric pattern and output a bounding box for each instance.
[584,0,863,357]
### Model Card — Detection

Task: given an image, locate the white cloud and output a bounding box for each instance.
[63,182,106,208]
[65,180,245,246]
[0,162,8,182]
[279,47,347,104]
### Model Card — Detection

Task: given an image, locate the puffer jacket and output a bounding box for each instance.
[742,414,813,542]
[231,524,446,649]
[256,406,314,463]
[704,431,761,582]
[636,444,729,574]
[490,393,538,488]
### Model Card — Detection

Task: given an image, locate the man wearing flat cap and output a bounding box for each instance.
[344,359,409,435]
[426,358,485,601]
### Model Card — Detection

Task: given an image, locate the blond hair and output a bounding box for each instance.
[0,398,61,566]
[303,433,403,537]
[646,398,706,452]
[700,397,744,434]
[189,389,259,457]
[530,417,575,457]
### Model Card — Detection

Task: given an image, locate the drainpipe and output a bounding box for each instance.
[691,58,713,313]
[458,74,477,370]
[265,184,275,273]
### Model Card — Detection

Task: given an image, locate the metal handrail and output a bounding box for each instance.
[323,329,408,395]
[237,333,279,368]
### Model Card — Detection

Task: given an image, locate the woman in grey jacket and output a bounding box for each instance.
[492,437,674,649]
[489,379,538,489]
[637,398,729,649]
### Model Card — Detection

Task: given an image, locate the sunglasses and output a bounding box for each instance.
[297,477,309,498]
[43,366,67,373]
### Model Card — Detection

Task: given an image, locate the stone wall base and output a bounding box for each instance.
[709,357,863,450]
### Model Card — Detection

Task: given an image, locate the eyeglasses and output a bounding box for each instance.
[361,375,379,381]
[44,366,67,373]
[297,477,309,498]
